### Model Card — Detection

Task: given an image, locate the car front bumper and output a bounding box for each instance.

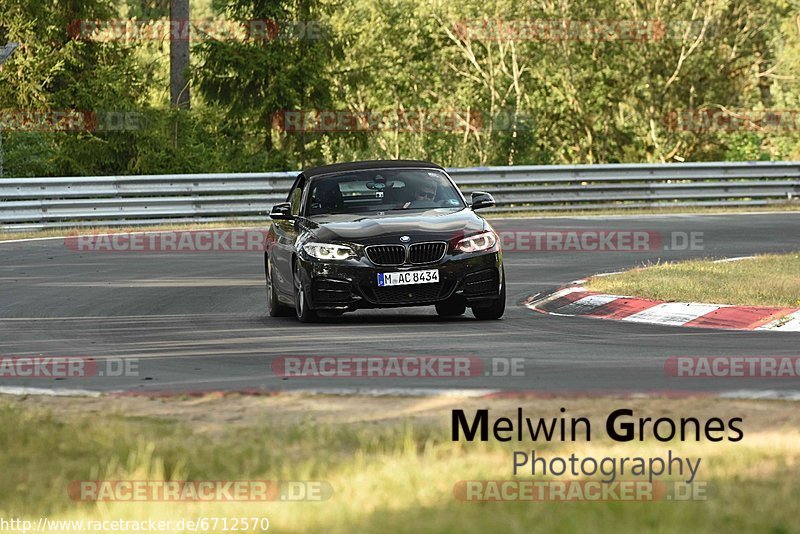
[296,250,503,311]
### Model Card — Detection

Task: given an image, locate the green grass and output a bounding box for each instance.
[586,253,800,307]
[3,395,800,533]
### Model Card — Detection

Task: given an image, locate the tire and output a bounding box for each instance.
[471,272,506,320]
[435,299,466,317]
[293,260,318,323]
[266,256,292,317]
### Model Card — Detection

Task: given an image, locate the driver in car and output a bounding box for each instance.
[403,182,437,208]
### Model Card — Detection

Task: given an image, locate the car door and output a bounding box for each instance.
[271,174,306,296]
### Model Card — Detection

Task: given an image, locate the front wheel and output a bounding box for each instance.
[471,275,506,320]
[266,256,292,317]
[294,260,318,323]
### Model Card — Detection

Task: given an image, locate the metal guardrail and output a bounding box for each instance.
[1,162,799,230]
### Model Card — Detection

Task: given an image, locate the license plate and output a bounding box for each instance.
[377,269,439,287]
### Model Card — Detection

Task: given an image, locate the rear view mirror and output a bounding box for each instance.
[269,202,293,220]
[470,191,495,211]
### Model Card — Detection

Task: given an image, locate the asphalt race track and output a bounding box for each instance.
[1,212,799,395]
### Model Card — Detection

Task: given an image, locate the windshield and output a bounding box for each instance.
[304,168,465,216]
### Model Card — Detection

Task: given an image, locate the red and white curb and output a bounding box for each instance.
[526,285,800,332]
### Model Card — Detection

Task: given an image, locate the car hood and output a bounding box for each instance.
[300,208,487,245]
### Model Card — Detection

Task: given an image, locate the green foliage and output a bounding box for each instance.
[192,0,339,168]
[0,0,144,109]
[1,0,799,176]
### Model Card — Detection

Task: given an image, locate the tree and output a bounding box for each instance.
[193,0,338,169]
[0,0,146,176]
[170,0,191,108]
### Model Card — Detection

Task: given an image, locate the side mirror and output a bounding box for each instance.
[270,202,293,220]
[470,191,495,211]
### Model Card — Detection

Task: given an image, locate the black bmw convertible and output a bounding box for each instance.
[265,160,505,322]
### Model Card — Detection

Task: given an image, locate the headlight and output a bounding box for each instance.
[455,231,498,253]
[303,242,356,260]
